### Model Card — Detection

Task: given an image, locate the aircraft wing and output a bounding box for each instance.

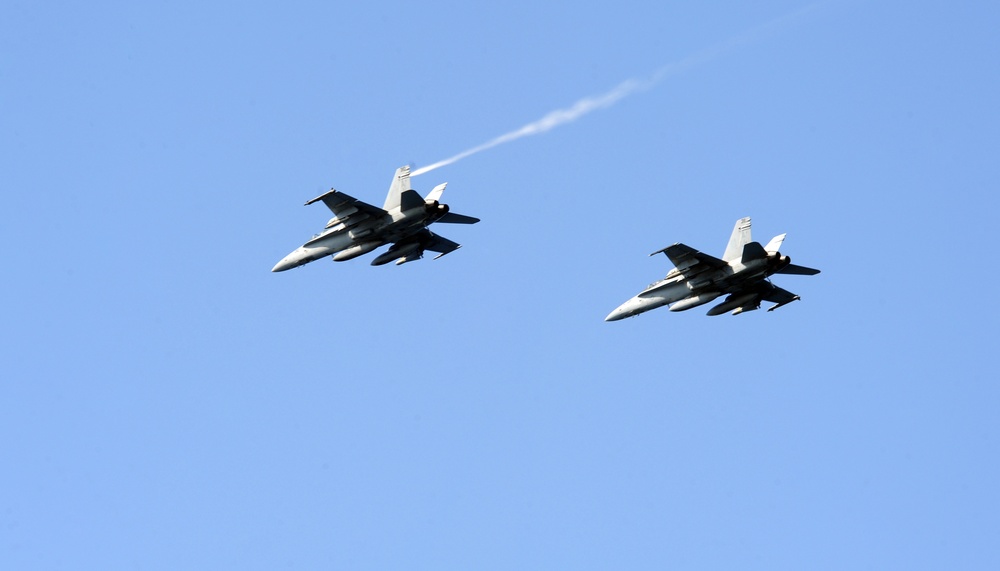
[423,231,462,259]
[651,243,727,277]
[304,189,386,222]
[759,283,798,304]
[755,282,801,312]
[390,229,462,260]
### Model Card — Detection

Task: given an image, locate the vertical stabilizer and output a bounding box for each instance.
[722,217,752,262]
[383,166,413,211]
[426,182,447,202]
[764,233,786,254]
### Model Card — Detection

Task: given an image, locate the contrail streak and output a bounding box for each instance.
[410,78,648,177]
[410,3,822,178]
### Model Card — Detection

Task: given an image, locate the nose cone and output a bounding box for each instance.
[604,295,665,322]
[273,245,329,272]
[271,257,295,272]
[605,297,640,322]
[272,250,304,272]
[605,308,628,322]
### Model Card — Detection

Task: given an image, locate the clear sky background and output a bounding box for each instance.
[3,1,999,568]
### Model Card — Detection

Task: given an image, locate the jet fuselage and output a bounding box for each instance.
[605,218,816,321]
[272,202,447,271]
[605,255,786,320]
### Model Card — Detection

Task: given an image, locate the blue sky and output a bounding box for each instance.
[3,1,999,568]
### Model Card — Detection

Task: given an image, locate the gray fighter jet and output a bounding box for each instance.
[272,166,479,272]
[605,217,819,321]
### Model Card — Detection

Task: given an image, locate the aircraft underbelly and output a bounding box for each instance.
[382,216,427,242]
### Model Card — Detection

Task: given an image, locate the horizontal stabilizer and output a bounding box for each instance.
[741,242,768,263]
[437,212,480,224]
[777,264,821,275]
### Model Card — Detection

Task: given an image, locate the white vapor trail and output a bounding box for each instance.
[410,78,648,177]
[410,3,822,178]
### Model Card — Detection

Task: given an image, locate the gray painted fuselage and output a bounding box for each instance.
[272,166,478,272]
[272,204,444,271]
[605,217,819,321]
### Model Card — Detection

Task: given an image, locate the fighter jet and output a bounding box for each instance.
[605,217,819,321]
[272,166,479,272]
